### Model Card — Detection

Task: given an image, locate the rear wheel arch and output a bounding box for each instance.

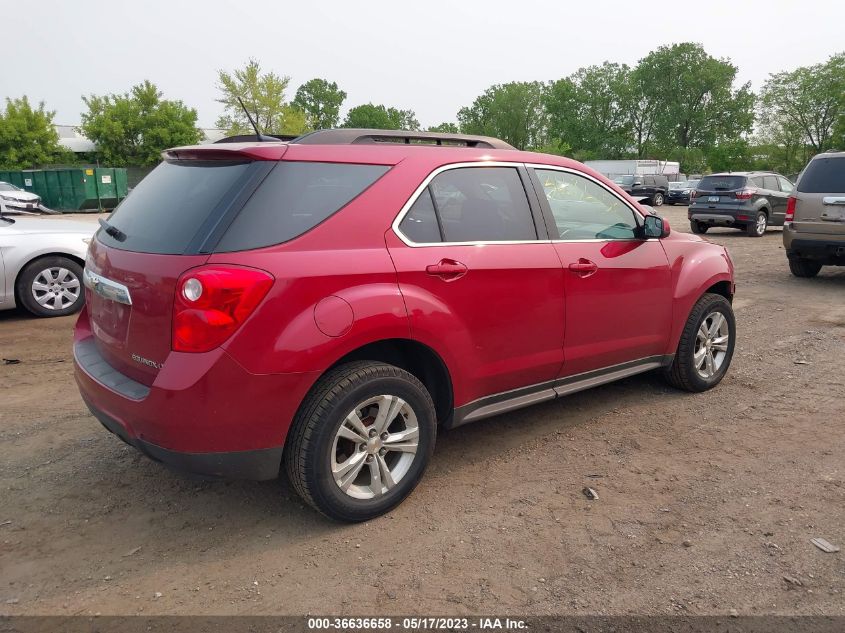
[305,338,454,428]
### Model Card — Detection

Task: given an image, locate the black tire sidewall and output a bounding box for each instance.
[680,296,736,391]
[303,371,436,521]
[16,256,85,317]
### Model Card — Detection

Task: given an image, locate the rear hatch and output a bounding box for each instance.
[692,175,748,209]
[793,155,845,237]
[85,155,273,386]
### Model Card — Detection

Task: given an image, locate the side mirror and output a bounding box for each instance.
[642,214,670,238]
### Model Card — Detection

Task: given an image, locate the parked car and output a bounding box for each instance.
[0,211,94,317]
[613,174,670,206]
[0,181,42,213]
[688,171,793,236]
[783,150,845,277]
[666,179,700,205]
[73,129,736,522]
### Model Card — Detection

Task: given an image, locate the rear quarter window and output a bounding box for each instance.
[215,162,390,252]
[797,157,845,193]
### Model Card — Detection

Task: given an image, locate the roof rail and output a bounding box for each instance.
[290,128,515,150]
[215,133,300,144]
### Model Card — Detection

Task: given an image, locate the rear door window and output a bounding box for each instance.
[777,176,794,193]
[427,167,538,242]
[216,162,389,252]
[763,176,779,190]
[399,188,442,243]
[97,160,253,254]
[798,157,845,193]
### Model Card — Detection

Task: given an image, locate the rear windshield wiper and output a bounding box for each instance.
[98,218,127,242]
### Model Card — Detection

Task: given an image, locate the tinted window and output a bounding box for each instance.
[399,188,441,243]
[217,162,389,252]
[698,175,746,191]
[763,176,779,190]
[750,176,765,188]
[535,169,639,240]
[797,157,845,193]
[777,176,793,193]
[98,160,252,254]
[428,167,537,242]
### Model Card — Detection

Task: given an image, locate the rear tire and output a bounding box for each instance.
[788,258,822,278]
[285,361,436,522]
[652,192,665,207]
[690,221,709,234]
[746,211,767,237]
[16,256,85,318]
[664,293,735,393]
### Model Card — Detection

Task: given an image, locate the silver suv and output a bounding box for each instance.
[784,151,845,277]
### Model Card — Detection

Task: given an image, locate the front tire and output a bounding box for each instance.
[652,192,665,207]
[285,362,436,522]
[746,211,767,237]
[664,293,735,392]
[789,258,822,278]
[16,256,84,318]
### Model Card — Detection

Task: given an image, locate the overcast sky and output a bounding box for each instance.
[4,0,843,129]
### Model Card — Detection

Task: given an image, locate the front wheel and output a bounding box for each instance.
[652,192,665,207]
[16,256,85,317]
[285,362,436,522]
[664,293,735,392]
[746,211,767,237]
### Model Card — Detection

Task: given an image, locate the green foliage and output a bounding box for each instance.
[342,104,420,130]
[215,59,310,135]
[292,79,347,130]
[639,43,754,153]
[0,97,69,169]
[427,122,459,133]
[457,81,547,150]
[547,63,632,160]
[80,81,201,167]
[759,52,844,157]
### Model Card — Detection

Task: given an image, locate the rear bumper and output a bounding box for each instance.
[784,225,845,264]
[73,309,322,480]
[689,212,743,226]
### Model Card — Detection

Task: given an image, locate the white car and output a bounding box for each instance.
[0,181,42,213]
[0,212,95,317]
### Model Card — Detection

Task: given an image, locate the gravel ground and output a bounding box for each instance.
[1,206,843,616]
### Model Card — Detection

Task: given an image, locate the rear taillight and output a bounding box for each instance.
[172,266,274,353]
[735,188,757,200]
[785,196,796,222]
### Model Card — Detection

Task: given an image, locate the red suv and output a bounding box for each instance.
[74,129,736,521]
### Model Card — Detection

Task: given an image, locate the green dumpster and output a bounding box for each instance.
[7,172,24,189]
[44,170,62,209]
[94,168,118,208]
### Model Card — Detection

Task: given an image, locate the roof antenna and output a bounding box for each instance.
[236,96,276,142]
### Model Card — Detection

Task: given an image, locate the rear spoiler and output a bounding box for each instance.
[162,143,288,161]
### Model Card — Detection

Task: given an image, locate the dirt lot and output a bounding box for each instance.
[1,206,843,616]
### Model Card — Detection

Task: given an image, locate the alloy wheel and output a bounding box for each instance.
[694,311,730,379]
[331,395,419,500]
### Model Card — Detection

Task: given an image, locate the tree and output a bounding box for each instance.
[0,97,69,169]
[80,81,201,167]
[427,122,459,133]
[292,79,346,130]
[215,59,309,135]
[342,104,420,130]
[457,82,547,150]
[637,43,754,154]
[546,63,632,160]
[759,52,845,154]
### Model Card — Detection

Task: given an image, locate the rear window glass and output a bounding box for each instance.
[216,162,389,252]
[798,157,845,193]
[97,160,252,254]
[697,175,746,191]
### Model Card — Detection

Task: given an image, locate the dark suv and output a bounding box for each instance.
[613,174,669,206]
[688,171,794,237]
[74,129,736,522]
